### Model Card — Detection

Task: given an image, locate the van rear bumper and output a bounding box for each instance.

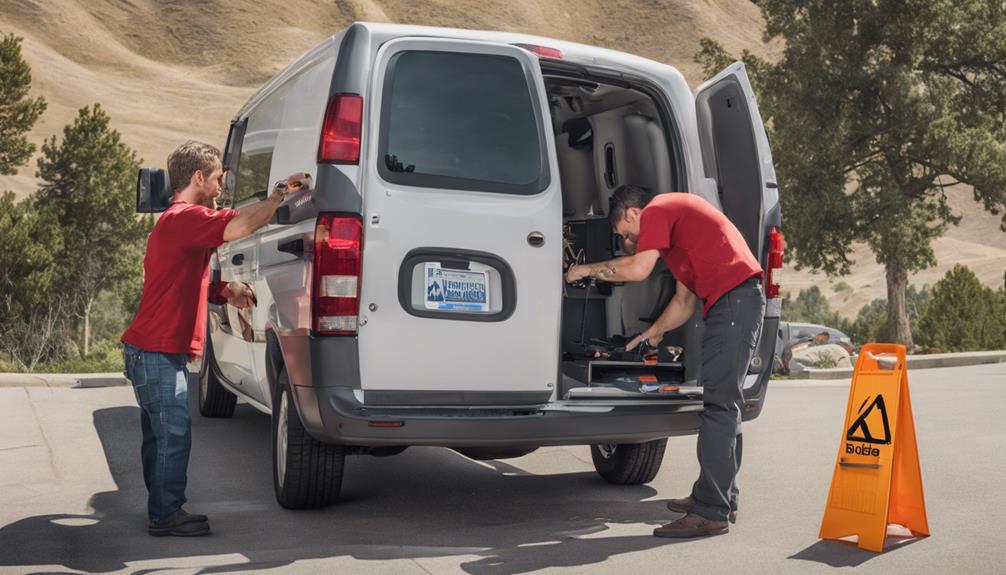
[291,385,764,447]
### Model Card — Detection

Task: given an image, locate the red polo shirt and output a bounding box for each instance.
[121,201,237,358]
[634,193,762,317]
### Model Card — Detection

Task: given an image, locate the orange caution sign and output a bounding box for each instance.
[819,343,930,552]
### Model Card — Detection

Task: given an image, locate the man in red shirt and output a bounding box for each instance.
[121,140,304,536]
[566,185,765,538]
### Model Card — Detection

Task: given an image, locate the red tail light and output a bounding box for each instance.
[318,93,363,164]
[514,43,564,59]
[313,214,363,335]
[765,227,785,299]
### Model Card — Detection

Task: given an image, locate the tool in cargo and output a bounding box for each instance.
[819,344,930,552]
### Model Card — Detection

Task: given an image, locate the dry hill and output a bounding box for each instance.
[1,0,1003,317]
[0,0,776,196]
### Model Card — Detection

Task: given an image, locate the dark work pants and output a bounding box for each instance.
[691,278,765,522]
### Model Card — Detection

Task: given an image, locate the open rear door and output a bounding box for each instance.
[694,62,779,266]
[695,62,783,402]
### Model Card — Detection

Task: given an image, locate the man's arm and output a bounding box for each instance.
[222,173,307,242]
[626,284,698,350]
[565,250,661,283]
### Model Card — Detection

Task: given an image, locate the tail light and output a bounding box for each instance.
[514,43,564,59]
[318,93,363,164]
[313,214,363,335]
[765,227,785,299]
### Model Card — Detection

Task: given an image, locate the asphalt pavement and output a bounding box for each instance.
[0,363,1003,574]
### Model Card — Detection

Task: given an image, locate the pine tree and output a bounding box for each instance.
[0,33,46,174]
[917,265,1006,352]
[35,105,146,356]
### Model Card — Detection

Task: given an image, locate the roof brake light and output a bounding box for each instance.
[514,43,563,59]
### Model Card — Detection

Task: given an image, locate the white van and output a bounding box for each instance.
[181,22,783,509]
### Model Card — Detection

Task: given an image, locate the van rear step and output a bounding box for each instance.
[566,385,703,400]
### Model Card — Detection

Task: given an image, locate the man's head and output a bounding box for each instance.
[167,140,224,207]
[608,184,653,247]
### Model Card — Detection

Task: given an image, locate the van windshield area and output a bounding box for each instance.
[378,50,548,195]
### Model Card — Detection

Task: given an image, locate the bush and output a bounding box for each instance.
[34,338,123,373]
[782,286,852,333]
[848,285,930,347]
[916,265,1006,352]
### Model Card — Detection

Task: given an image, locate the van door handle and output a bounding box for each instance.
[278,239,304,258]
[231,253,245,266]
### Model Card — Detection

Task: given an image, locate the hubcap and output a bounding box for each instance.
[597,444,618,459]
[276,390,289,487]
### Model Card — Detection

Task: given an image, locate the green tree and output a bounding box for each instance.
[34,104,146,356]
[917,265,1006,352]
[697,1,1006,350]
[0,33,46,174]
[781,286,851,333]
[0,193,68,371]
[847,285,930,346]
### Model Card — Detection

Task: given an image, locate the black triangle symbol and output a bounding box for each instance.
[846,394,891,445]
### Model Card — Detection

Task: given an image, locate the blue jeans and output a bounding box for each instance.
[123,343,192,524]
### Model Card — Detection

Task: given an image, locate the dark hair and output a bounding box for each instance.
[608,184,653,225]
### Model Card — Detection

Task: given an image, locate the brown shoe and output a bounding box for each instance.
[653,513,729,538]
[666,496,737,524]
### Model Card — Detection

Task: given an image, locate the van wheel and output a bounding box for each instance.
[272,368,345,509]
[590,438,667,485]
[198,341,236,418]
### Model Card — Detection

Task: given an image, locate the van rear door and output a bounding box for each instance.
[357,39,562,405]
[694,62,781,400]
[694,62,778,265]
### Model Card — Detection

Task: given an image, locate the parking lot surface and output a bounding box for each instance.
[1,363,1003,574]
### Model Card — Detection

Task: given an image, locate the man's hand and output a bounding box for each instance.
[626,328,663,351]
[223,172,311,242]
[565,264,591,284]
[223,281,256,309]
[270,172,309,201]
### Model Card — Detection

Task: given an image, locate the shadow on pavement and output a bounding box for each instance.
[0,381,684,574]
[789,534,925,567]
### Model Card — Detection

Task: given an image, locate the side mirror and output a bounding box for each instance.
[136,168,171,213]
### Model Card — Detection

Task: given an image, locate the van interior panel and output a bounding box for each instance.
[547,70,699,391]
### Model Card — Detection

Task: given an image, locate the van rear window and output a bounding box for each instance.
[378,51,548,195]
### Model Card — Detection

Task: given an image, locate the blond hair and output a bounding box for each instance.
[167,140,221,192]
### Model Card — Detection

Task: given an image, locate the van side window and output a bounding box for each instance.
[233,89,286,205]
[378,50,549,195]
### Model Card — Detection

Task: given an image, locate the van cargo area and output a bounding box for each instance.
[545,66,702,400]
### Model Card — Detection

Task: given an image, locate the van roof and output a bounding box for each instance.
[236,21,689,121]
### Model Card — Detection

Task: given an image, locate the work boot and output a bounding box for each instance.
[148,510,210,537]
[666,496,737,524]
[653,513,729,538]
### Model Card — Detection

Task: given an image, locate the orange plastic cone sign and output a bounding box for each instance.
[819,343,930,552]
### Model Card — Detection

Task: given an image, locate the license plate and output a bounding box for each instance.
[424,262,490,312]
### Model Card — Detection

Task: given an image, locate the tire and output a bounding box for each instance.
[272,368,345,509]
[590,438,668,485]
[198,339,237,418]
